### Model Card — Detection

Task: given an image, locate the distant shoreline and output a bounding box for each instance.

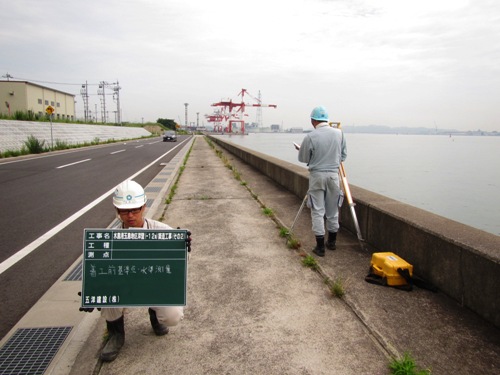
[251,126,499,136]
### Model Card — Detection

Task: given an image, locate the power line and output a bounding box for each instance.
[3,73,122,124]
[5,74,101,86]
[2,73,13,81]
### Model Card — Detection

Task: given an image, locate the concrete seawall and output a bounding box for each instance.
[209,135,500,328]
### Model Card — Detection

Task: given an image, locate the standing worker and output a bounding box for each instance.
[84,180,187,362]
[296,106,347,257]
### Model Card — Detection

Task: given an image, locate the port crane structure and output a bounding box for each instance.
[208,89,277,133]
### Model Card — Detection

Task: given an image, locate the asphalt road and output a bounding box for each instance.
[0,135,192,339]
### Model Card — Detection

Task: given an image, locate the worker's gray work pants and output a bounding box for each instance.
[308,171,342,237]
[102,306,184,326]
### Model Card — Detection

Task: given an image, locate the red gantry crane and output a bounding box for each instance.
[205,109,228,133]
[209,89,277,133]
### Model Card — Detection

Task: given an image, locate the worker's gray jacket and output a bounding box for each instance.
[298,123,347,172]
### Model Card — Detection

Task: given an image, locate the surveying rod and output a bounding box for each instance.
[330,122,364,243]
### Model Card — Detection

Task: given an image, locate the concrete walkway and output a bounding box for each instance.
[4,135,498,374]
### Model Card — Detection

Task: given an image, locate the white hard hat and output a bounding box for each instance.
[113,180,147,209]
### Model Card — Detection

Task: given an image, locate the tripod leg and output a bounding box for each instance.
[289,194,308,235]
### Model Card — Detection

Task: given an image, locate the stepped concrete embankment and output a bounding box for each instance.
[0,119,152,152]
[209,135,500,328]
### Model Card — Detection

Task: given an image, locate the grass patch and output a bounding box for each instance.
[165,184,178,204]
[232,167,241,180]
[163,139,195,206]
[287,237,301,249]
[301,255,318,270]
[54,139,71,150]
[282,225,303,250]
[279,227,289,238]
[1,148,27,157]
[262,207,274,216]
[328,276,346,298]
[389,352,431,375]
[24,135,46,153]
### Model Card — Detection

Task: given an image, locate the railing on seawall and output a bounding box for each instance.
[208,135,500,329]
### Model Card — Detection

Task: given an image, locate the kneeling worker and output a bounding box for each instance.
[100,180,185,362]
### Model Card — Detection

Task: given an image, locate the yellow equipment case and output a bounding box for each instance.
[369,252,413,287]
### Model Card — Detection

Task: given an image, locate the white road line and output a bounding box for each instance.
[0,139,189,275]
[135,145,144,148]
[56,159,92,169]
[0,149,93,166]
[110,149,126,154]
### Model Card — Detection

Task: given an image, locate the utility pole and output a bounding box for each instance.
[98,81,107,123]
[196,112,199,129]
[97,81,122,125]
[80,81,89,122]
[2,73,13,81]
[184,103,189,128]
[112,81,121,125]
[255,90,263,128]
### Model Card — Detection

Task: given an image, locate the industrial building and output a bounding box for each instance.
[0,80,75,120]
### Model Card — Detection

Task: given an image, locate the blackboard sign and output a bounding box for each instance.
[81,229,188,307]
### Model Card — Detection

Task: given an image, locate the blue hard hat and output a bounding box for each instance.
[310,106,328,122]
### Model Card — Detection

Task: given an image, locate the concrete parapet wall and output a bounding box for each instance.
[209,135,500,328]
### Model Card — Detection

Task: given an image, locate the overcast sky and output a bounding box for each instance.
[1,0,499,131]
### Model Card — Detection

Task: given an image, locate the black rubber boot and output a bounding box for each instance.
[100,315,125,362]
[326,231,337,250]
[312,235,325,257]
[149,308,169,336]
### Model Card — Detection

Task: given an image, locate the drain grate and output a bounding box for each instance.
[146,198,154,207]
[0,326,72,375]
[145,186,161,193]
[64,260,82,281]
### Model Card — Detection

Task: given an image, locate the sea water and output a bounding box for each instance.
[216,133,500,236]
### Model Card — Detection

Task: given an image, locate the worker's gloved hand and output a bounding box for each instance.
[177,227,192,252]
[186,230,192,252]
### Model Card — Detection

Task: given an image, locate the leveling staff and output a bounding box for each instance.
[296,106,347,257]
